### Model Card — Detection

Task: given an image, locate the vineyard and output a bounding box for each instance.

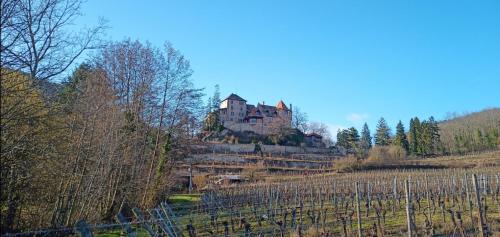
[171,168,500,237]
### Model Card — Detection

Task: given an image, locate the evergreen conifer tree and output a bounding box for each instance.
[394,120,409,152]
[427,116,441,154]
[408,117,421,155]
[336,127,360,154]
[374,117,391,146]
[360,123,372,151]
[211,84,221,111]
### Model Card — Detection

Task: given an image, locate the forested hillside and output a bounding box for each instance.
[439,108,500,154]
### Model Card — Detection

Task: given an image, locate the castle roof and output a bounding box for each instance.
[223,93,246,102]
[276,100,288,110]
[257,104,278,117]
[305,133,323,139]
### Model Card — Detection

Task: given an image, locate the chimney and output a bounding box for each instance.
[262,101,265,105]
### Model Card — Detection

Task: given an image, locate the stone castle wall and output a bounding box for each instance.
[223,117,291,135]
[202,143,332,155]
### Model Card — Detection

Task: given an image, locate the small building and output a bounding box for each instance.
[214,174,247,185]
[304,133,325,148]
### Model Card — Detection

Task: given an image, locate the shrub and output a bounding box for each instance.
[332,155,360,172]
[242,161,266,182]
[366,145,406,165]
[388,145,407,159]
[192,174,209,191]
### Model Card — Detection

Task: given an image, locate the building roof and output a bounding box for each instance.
[245,104,264,118]
[305,133,323,138]
[257,104,278,117]
[223,93,246,102]
[276,100,288,110]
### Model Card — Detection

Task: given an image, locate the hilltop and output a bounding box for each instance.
[439,108,500,154]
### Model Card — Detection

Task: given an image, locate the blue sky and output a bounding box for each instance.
[73,0,500,137]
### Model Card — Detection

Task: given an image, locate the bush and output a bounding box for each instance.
[332,155,361,172]
[333,146,408,171]
[192,174,209,190]
[242,161,266,182]
[366,145,406,165]
[388,145,407,159]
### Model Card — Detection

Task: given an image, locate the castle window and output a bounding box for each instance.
[239,101,244,105]
[250,118,256,123]
[231,112,234,116]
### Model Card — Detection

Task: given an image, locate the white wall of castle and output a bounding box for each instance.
[219,99,247,123]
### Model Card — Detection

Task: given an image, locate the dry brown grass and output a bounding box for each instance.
[192,174,209,190]
[241,161,266,182]
[332,155,360,172]
[290,226,321,237]
[332,148,500,172]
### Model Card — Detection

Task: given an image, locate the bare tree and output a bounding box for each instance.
[292,106,308,133]
[49,40,203,227]
[1,0,104,232]
[142,42,203,206]
[307,121,333,147]
[1,0,105,81]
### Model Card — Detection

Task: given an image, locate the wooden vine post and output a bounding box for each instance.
[465,173,474,231]
[355,181,362,237]
[405,179,413,237]
[424,173,433,235]
[472,174,486,237]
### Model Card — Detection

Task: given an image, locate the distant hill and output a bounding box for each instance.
[439,108,500,154]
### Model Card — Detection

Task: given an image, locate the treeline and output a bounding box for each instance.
[336,110,499,159]
[1,0,203,233]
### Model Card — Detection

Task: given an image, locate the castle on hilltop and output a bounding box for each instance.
[218,93,292,135]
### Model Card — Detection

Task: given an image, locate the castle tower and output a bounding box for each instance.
[276,100,292,126]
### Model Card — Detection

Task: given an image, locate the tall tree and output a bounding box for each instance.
[419,116,441,156]
[291,106,308,133]
[393,120,409,152]
[374,117,391,146]
[360,123,372,152]
[205,96,213,114]
[307,122,332,146]
[408,117,421,155]
[1,0,104,232]
[0,70,53,232]
[347,127,360,145]
[420,120,432,155]
[211,84,221,111]
[336,127,360,154]
[1,0,105,81]
[427,116,441,154]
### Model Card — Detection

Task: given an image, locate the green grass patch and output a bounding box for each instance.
[95,228,151,237]
[168,193,202,204]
